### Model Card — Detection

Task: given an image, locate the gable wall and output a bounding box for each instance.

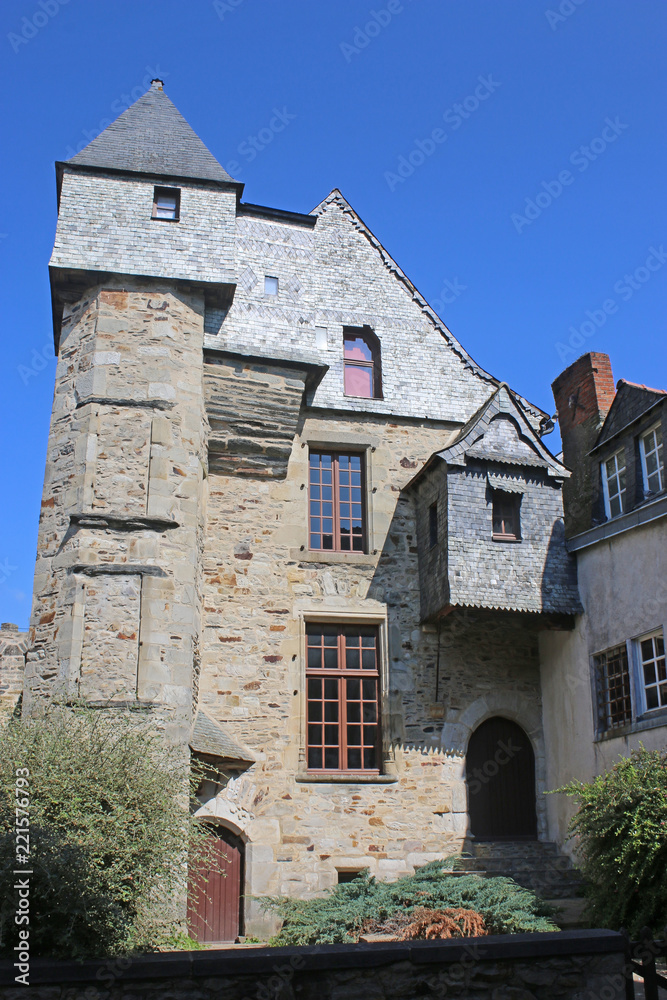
[205,199,500,424]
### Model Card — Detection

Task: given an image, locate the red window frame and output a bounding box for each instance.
[343,326,382,399]
[309,451,366,552]
[306,624,381,773]
[492,491,521,540]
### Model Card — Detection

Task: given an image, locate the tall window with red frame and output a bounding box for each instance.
[309,451,365,551]
[306,624,380,772]
[343,327,381,399]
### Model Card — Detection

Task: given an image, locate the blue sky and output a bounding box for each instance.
[1,0,665,628]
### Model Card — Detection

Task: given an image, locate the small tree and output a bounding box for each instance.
[0,705,215,959]
[555,746,667,935]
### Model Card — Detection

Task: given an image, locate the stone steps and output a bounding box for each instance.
[462,840,585,900]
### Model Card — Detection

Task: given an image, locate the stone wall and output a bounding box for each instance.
[25,280,208,741]
[0,930,627,1000]
[0,623,27,716]
[198,407,552,936]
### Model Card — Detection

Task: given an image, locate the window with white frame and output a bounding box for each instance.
[601,449,626,519]
[637,629,666,712]
[639,424,664,497]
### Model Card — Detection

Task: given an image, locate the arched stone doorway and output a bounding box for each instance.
[187,824,245,942]
[466,717,537,840]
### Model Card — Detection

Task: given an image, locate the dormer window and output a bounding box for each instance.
[343,327,382,399]
[601,449,626,518]
[639,423,664,496]
[152,186,180,221]
[492,491,521,541]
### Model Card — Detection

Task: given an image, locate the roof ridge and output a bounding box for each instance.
[616,378,666,395]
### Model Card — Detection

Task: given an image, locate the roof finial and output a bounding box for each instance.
[151,79,164,90]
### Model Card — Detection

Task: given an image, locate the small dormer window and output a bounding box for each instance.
[343,326,382,399]
[492,491,521,541]
[152,186,180,221]
[601,449,626,518]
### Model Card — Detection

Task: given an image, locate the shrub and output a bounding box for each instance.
[555,746,667,934]
[361,906,487,940]
[262,860,557,945]
[0,706,215,959]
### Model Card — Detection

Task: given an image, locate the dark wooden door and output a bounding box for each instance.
[466,717,537,840]
[187,826,244,943]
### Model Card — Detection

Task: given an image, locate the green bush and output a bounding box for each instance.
[555,746,667,935]
[0,706,214,959]
[261,860,558,945]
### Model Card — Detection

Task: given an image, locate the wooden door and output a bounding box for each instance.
[466,717,537,840]
[187,825,244,943]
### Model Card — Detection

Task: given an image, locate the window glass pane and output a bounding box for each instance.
[347,725,361,746]
[308,724,321,747]
[362,649,376,670]
[347,678,360,700]
[307,677,321,697]
[362,679,376,700]
[344,335,373,362]
[308,747,322,769]
[324,724,339,745]
[347,702,361,723]
[324,648,337,669]
[264,276,278,295]
[363,747,377,769]
[363,702,377,723]
[308,647,321,669]
[324,678,338,700]
[346,647,361,670]
[309,701,322,722]
[347,748,362,769]
[324,747,339,769]
[344,364,373,398]
[646,688,659,710]
[324,701,338,721]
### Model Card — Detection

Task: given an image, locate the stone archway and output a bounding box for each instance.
[441,691,547,840]
[467,717,537,840]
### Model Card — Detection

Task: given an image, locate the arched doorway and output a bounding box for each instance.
[187,825,245,942]
[466,717,537,841]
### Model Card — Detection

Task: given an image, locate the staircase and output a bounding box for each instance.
[463,840,587,927]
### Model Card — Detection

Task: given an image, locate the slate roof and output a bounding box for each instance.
[189,710,255,763]
[435,385,569,477]
[66,81,238,185]
[594,379,666,450]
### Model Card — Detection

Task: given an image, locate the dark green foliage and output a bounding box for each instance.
[262,860,558,945]
[0,706,213,959]
[555,746,667,935]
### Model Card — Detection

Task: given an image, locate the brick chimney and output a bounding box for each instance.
[552,353,616,536]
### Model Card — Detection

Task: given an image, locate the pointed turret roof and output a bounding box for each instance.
[66,80,238,185]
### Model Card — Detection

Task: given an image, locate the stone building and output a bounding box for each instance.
[6,81,586,939]
[541,353,667,848]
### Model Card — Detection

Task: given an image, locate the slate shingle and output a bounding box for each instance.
[67,82,238,185]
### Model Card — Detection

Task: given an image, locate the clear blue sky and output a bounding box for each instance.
[1,0,665,629]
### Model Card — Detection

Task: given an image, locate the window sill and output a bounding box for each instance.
[151,216,180,223]
[290,548,377,564]
[594,707,667,742]
[492,535,522,543]
[296,771,398,784]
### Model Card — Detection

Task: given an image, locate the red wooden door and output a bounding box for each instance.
[466,717,537,841]
[187,826,244,943]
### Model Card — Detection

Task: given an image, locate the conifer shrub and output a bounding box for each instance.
[262,860,558,945]
[555,746,667,935]
[0,706,216,959]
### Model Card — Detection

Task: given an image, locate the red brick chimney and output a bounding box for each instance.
[552,353,616,536]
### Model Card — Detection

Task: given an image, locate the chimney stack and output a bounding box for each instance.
[552,352,616,536]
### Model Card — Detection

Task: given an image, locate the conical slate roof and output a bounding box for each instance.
[67,80,237,184]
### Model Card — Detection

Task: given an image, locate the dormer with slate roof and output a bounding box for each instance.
[50,80,240,348]
[409,384,580,621]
